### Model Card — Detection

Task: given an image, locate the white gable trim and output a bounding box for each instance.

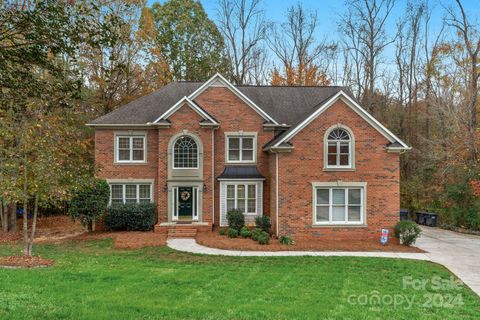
[271,91,410,149]
[188,73,279,125]
[153,96,219,125]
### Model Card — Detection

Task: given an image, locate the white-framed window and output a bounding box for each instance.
[173,136,198,169]
[313,184,365,225]
[226,135,256,163]
[115,134,146,163]
[110,183,152,205]
[226,183,257,214]
[220,180,263,226]
[324,127,354,169]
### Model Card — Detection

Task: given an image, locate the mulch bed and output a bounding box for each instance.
[1,215,166,250]
[0,255,54,268]
[113,232,167,249]
[67,231,167,249]
[0,215,85,244]
[196,231,425,252]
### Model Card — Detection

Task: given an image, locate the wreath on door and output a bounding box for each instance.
[180,191,191,201]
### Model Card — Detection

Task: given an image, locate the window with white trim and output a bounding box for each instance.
[326,128,352,168]
[314,187,364,224]
[116,135,146,163]
[173,136,198,168]
[227,136,255,162]
[226,183,257,214]
[110,184,152,205]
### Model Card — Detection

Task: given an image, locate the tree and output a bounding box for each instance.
[270,64,330,86]
[68,179,110,232]
[80,0,171,116]
[268,3,336,86]
[150,0,229,81]
[339,0,396,112]
[0,1,98,255]
[217,0,267,84]
[445,0,480,161]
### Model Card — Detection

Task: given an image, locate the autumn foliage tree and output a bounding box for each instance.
[0,1,98,255]
[271,64,330,86]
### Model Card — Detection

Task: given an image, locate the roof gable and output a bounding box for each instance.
[188,73,279,124]
[153,96,219,125]
[268,91,410,150]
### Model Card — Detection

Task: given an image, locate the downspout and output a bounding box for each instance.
[211,128,215,228]
[275,152,279,237]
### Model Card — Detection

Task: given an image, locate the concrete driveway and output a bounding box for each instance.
[416,227,480,296]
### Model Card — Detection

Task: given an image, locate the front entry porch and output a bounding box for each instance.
[155,183,210,237]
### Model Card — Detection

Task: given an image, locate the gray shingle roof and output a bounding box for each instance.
[236,85,346,126]
[89,82,202,125]
[89,82,350,126]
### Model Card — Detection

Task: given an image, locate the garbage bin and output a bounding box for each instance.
[425,212,438,227]
[400,209,409,221]
[415,211,427,225]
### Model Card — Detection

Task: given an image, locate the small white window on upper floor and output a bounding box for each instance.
[324,126,354,170]
[226,132,256,163]
[115,134,146,163]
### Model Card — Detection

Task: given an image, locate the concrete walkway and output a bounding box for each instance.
[416,226,480,296]
[167,238,430,259]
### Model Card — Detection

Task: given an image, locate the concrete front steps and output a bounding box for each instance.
[155,222,210,239]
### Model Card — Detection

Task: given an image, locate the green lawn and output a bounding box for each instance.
[0,239,479,320]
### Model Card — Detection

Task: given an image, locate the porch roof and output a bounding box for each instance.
[217,166,265,180]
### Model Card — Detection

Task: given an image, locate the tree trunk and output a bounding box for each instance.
[22,144,29,256]
[87,220,93,232]
[22,200,29,256]
[9,203,17,232]
[27,194,39,256]
[0,200,5,233]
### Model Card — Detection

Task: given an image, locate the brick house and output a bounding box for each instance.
[88,73,410,239]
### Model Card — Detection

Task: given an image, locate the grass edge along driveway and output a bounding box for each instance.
[0,239,479,320]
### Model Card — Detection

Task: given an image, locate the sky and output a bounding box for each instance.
[147,0,480,78]
[147,0,480,41]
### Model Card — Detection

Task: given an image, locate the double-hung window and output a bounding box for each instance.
[116,134,146,163]
[110,184,152,205]
[314,186,364,225]
[226,135,255,163]
[226,184,257,214]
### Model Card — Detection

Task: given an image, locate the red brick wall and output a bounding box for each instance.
[194,87,276,226]
[95,129,159,221]
[94,87,401,240]
[276,99,400,240]
[156,104,214,224]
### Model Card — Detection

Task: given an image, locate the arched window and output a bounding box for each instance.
[326,128,352,168]
[173,136,198,168]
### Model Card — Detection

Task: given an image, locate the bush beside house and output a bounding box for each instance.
[105,203,156,231]
[226,209,245,231]
[68,179,110,232]
[394,221,421,246]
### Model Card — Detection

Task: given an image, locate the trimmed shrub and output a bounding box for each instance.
[226,209,245,230]
[257,231,270,245]
[394,221,421,246]
[105,203,157,231]
[239,226,252,238]
[255,216,271,233]
[251,228,263,241]
[279,235,294,245]
[227,228,239,238]
[219,228,227,236]
[68,179,110,232]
